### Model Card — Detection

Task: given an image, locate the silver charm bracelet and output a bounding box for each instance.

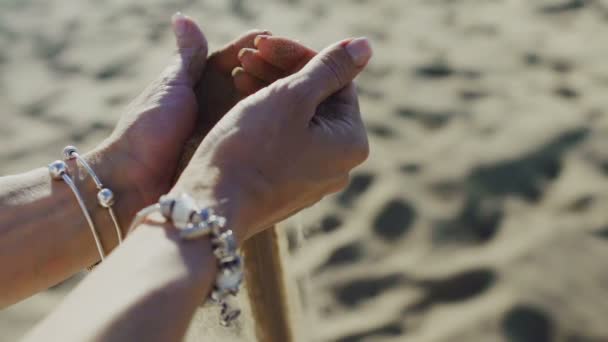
[49,146,124,270]
[128,194,243,326]
[63,146,123,244]
[48,159,106,266]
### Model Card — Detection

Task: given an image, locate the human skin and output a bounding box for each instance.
[24,24,372,342]
[2,12,372,341]
[0,14,303,307]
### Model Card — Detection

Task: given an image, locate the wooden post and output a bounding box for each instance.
[242,228,293,342]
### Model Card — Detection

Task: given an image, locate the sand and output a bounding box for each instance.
[2,0,608,341]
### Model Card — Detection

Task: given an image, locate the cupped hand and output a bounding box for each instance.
[175,37,373,242]
[99,14,268,208]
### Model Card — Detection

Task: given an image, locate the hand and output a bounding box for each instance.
[100,15,272,207]
[233,35,317,96]
[174,37,373,243]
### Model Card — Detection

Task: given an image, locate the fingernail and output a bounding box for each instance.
[253,28,272,36]
[254,35,269,48]
[344,37,372,67]
[238,48,252,60]
[231,67,244,77]
[172,12,188,37]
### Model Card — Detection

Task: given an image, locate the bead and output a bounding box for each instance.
[216,266,243,294]
[179,222,212,240]
[63,145,78,160]
[159,195,175,219]
[220,256,242,272]
[144,192,242,326]
[209,215,227,235]
[214,215,226,228]
[191,208,211,225]
[210,288,225,302]
[97,188,115,207]
[48,160,68,180]
[212,230,237,259]
[171,194,197,228]
[220,301,241,327]
[202,208,212,221]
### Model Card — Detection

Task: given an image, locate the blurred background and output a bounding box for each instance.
[2,0,608,341]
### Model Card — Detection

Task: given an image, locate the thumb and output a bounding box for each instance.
[165,12,208,87]
[292,37,372,106]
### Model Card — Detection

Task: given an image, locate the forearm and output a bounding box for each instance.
[23,222,217,342]
[0,145,145,306]
[22,180,244,342]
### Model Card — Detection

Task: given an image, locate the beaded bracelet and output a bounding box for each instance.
[128,193,243,326]
[48,160,106,264]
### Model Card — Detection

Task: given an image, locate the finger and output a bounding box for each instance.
[213,29,272,73]
[238,48,285,83]
[333,83,360,110]
[290,37,372,107]
[254,35,316,72]
[232,67,267,96]
[325,175,350,194]
[169,12,208,86]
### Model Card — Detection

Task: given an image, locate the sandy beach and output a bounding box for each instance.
[2,0,608,341]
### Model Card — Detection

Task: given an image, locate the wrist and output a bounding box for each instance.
[171,164,251,246]
[77,143,148,251]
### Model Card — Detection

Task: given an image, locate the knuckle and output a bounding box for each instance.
[272,77,293,94]
[246,28,266,36]
[273,74,317,110]
[327,175,350,194]
[318,51,350,89]
[349,135,370,166]
[266,78,294,104]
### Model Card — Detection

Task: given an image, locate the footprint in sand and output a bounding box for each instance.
[333,273,404,307]
[523,51,575,75]
[337,172,375,208]
[367,123,397,139]
[565,333,608,342]
[433,196,503,244]
[395,106,461,130]
[400,162,423,175]
[592,226,608,240]
[502,304,555,342]
[373,198,416,242]
[403,268,496,314]
[95,57,135,81]
[307,215,343,238]
[413,61,481,80]
[287,214,343,252]
[434,128,589,245]
[315,241,364,274]
[565,194,594,213]
[338,321,403,342]
[330,269,495,340]
[460,89,488,102]
[538,0,588,14]
[554,86,579,100]
[551,59,574,73]
[333,268,495,310]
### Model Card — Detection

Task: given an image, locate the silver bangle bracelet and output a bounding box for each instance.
[48,160,106,264]
[128,193,243,327]
[63,146,123,244]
